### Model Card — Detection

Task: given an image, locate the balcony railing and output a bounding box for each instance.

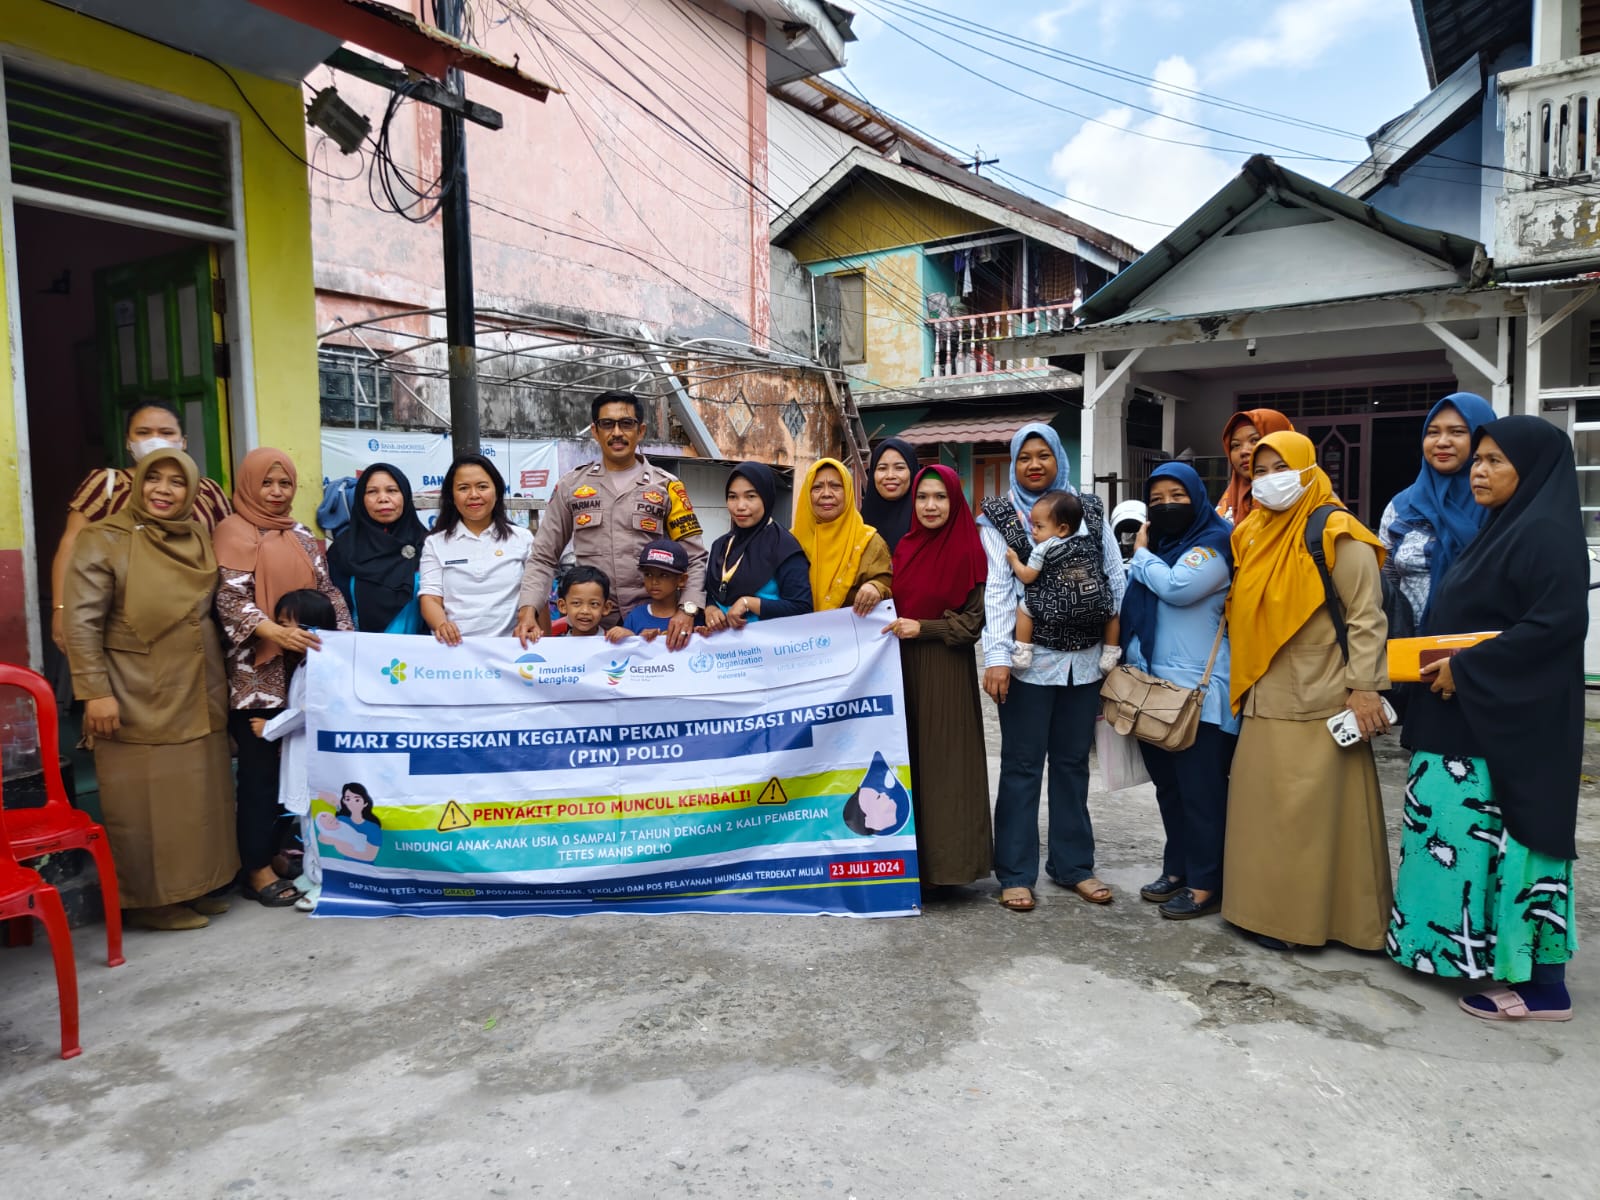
[926,301,1075,379]
[1497,55,1600,270]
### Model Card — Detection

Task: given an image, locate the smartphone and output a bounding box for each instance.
[1326,697,1398,747]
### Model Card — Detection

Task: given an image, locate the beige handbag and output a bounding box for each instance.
[1098,619,1227,753]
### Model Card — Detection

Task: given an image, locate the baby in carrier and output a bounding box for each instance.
[1007,490,1119,670]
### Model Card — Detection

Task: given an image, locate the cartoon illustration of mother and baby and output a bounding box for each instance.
[317,781,384,862]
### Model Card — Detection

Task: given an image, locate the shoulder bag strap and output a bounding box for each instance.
[1196,615,1227,692]
[1304,504,1350,663]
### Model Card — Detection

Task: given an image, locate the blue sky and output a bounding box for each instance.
[825,0,1433,250]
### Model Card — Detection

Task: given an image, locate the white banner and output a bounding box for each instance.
[320,428,560,500]
[304,608,919,918]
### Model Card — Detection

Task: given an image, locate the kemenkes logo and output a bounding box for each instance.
[381,658,407,685]
[773,635,830,656]
[604,657,630,687]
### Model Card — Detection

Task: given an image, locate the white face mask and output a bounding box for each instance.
[1251,468,1307,512]
[129,436,183,462]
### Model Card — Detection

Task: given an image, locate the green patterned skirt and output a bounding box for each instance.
[1386,752,1576,983]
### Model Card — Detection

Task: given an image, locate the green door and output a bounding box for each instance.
[94,245,225,482]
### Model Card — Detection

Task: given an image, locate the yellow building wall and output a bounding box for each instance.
[856,250,927,391]
[785,178,993,264]
[0,0,322,545]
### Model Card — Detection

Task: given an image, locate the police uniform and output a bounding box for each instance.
[518,456,707,623]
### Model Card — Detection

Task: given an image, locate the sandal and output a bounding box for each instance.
[241,877,302,908]
[1459,987,1573,1023]
[1072,878,1114,905]
[998,887,1036,912]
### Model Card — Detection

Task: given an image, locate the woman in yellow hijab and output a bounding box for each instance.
[1221,431,1394,953]
[791,459,894,615]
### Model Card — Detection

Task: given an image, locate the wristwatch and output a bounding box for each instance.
[679,603,700,617]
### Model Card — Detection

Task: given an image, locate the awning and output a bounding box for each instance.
[245,0,557,101]
[895,406,1062,446]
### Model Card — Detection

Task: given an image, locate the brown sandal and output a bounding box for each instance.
[998,887,1036,912]
[1072,878,1114,905]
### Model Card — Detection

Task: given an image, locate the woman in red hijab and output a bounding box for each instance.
[213,447,352,907]
[1216,408,1295,524]
[883,465,991,893]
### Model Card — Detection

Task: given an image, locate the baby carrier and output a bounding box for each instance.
[982,493,1114,652]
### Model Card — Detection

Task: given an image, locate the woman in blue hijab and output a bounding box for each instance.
[977,422,1128,912]
[1119,462,1237,919]
[1378,392,1497,625]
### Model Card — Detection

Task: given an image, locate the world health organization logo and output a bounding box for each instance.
[381,658,407,685]
[689,652,714,674]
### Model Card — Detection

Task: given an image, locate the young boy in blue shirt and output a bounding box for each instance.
[610,538,688,643]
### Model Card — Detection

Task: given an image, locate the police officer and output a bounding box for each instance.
[515,390,708,650]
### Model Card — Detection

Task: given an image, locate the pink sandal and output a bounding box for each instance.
[1458,987,1573,1023]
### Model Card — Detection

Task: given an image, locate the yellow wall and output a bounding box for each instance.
[785,178,992,264]
[856,251,927,390]
[0,0,322,542]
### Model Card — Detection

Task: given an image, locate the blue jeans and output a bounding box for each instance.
[993,677,1100,890]
[1139,722,1236,893]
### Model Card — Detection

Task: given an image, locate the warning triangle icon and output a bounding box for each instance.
[437,800,473,832]
[756,777,789,806]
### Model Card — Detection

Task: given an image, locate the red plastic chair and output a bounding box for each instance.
[0,664,124,967]
[0,801,81,1059]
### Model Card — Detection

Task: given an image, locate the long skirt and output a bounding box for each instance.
[1386,752,1576,983]
[95,731,240,908]
[1222,714,1392,949]
[901,639,992,886]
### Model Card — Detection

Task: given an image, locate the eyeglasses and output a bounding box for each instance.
[595,418,642,433]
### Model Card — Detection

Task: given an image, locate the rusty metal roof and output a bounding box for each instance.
[245,0,558,100]
[894,405,1063,445]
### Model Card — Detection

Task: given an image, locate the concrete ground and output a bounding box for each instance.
[2,709,1595,1199]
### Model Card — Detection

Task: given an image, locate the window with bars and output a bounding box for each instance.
[319,347,395,428]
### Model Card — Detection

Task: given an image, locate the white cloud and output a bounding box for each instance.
[1207,0,1394,83]
[1027,2,1092,46]
[1048,56,1237,249]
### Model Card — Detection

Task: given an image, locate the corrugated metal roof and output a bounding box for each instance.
[895,406,1061,444]
[1074,155,1488,327]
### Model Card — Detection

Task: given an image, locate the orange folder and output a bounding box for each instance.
[1386,632,1500,683]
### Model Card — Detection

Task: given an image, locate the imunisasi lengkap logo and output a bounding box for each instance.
[381,657,407,685]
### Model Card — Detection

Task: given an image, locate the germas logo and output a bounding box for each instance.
[381,658,407,685]
[604,657,630,686]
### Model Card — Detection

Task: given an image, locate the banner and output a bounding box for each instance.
[319,428,560,501]
[304,609,919,918]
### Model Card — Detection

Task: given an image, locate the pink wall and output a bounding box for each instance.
[309,0,770,343]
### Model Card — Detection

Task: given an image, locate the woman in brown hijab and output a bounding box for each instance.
[64,451,239,931]
[1216,408,1295,524]
[213,447,351,906]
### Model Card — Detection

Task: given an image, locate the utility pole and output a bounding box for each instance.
[435,0,480,459]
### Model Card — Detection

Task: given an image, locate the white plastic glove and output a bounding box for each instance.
[1099,644,1123,674]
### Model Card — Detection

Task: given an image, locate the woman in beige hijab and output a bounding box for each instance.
[64,450,239,931]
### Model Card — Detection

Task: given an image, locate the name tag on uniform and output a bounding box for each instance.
[444,558,470,566]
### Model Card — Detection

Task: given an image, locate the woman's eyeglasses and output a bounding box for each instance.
[595,417,642,432]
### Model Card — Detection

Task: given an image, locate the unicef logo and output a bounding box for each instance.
[689,652,714,674]
[381,658,407,685]
[817,636,830,649]
[367,438,380,452]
